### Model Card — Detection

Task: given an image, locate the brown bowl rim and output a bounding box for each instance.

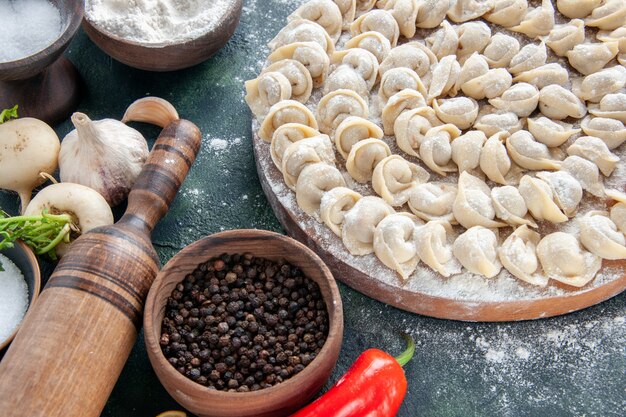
[144,229,343,403]
[82,0,243,50]
[0,0,84,70]
[0,240,42,350]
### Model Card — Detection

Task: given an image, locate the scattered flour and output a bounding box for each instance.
[86,0,232,44]
[0,254,29,344]
[0,0,65,62]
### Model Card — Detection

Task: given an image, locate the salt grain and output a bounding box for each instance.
[0,254,29,344]
[0,0,65,63]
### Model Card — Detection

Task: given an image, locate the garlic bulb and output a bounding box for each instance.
[59,113,149,206]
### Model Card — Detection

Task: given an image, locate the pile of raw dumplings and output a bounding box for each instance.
[245,0,626,289]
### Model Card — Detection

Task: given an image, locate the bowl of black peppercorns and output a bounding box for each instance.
[144,229,343,417]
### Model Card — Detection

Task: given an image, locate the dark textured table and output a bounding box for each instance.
[1,1,625,416]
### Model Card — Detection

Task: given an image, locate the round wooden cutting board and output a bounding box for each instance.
[252,126,626,322]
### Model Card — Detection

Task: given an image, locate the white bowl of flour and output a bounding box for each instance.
[83,0,243,71]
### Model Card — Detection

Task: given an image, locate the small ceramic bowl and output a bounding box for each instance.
[0,241,42,350]
[82,0,243,72]
[144,229,343,417]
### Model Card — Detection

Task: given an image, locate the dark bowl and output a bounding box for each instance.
[0,0,84,81]
[0,241,42,350]
[82,0,243,72]
[144,229,343,417]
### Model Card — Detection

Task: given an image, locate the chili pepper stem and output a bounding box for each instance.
[395,334,415,367]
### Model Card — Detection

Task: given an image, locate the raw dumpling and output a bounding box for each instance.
[296,163,346,220]
[509,0,555,38]
[332,47,380,89]
[289,0,343,42]
[453,226,502,278]
[508,43,547,75]
[379,67,427,102]
[585,0,626,31]
[356,0,377,14]
[574,66,626,103]
[597,27,626,54]
[610,200,626,235]
[262,59,313,104]
[245,71,292,118]
[419,124,461,176]
[579,211,626,260]
[492,186,536,227]
[538,85,587,120]
[323,64,368,98]
[448,0,494,23]
[350,9,400,47]
[334,0,356,29]
[414,220,462,277]
[452,52,489,96]
[545,19,585,57]
[281,135,335,190]
[505,130,561,171]
[270,123,320,170]
[527,116,580,147]
[537,232,601,287]
[461,68,513,100]
[394,107,442,157]
[372,155,430,206]
[451,130,487,174]
[345,31,392,63]
[473,111,523,137]
[377,0,420,38]
[483,34,520,68]
[484,0,528,27]
[513,63,569,89]
[499,225,546,286]
[567,42,620,75]
[426,21,459,60]
[455,21,491,63]
[433,97,479,130]
[379,42,438,78]
[415,0,451,29]
[373,213,422,280]
[335,116,383,159]
[556,0,601,19]
[427,55,461,101]
[561,155,605,197]
[320,186,362,235]
[518,175,568,223]
[342,196,395,255]
[567,136,620,176]
[453,171,507,229]
[581,116,626,149]
[317,89,369,134]
[269,19,334,55]
[259,100,318,142]
[589,93,626,123]
[480,132,511,185]
[535,171,583,217]
[268,42,330,87]
[408,183,457,223]
[381,89,427,135]
[488,83,539,117]
[346,138,391,183]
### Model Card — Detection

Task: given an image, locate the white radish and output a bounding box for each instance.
[24,182,114,256]
[0,118,60,213]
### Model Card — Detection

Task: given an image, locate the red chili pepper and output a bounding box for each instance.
[290,334,415,417]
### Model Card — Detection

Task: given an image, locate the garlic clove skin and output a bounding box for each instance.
[59,112,149,207]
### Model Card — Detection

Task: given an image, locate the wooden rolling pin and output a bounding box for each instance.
[0,101,201,417]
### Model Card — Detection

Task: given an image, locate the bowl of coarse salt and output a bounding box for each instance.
[0,241,41,350]
[82,0,243,72]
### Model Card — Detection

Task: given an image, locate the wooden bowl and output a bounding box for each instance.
[144,229,344,417]
[0,0,83,81]
[82,0,243,72]
[0,241,42,350]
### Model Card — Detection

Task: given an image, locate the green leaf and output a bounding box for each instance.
[0,105,19,124]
